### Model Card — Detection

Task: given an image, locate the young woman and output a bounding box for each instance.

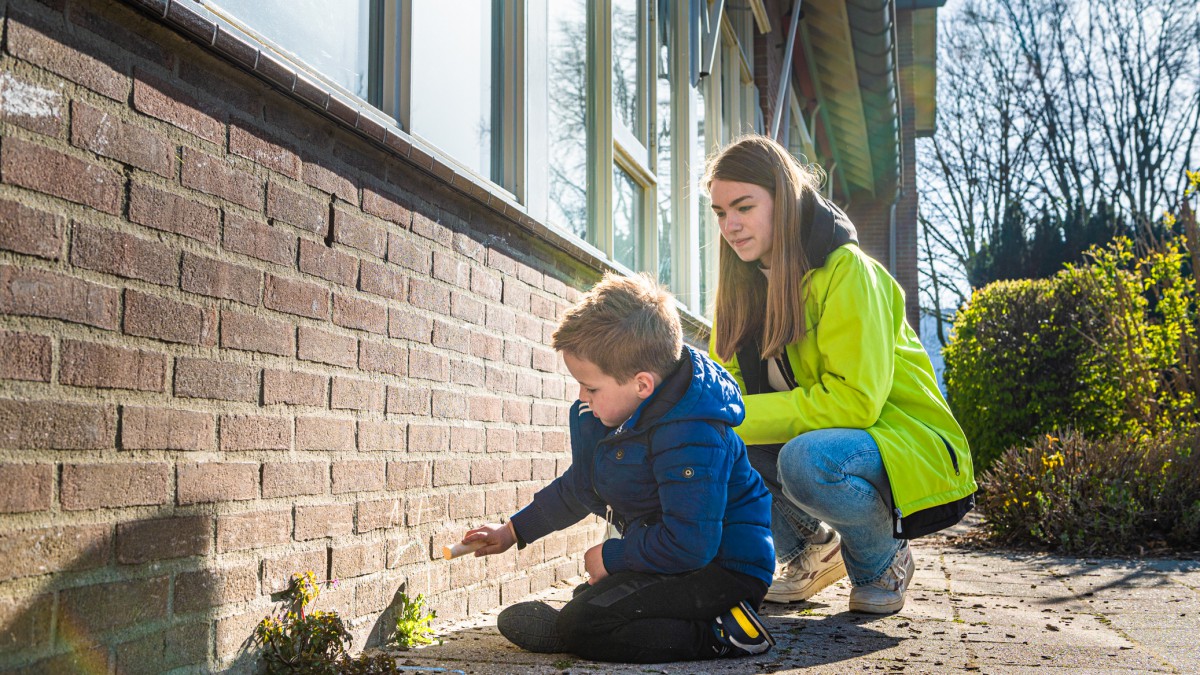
[705,135,976,614]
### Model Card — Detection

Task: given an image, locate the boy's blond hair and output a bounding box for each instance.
[552,272,684,382]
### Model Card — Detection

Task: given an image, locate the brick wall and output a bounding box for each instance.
[0,0,603,670]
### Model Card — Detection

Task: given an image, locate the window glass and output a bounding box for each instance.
[612,0,643,139]
[613,165,642,270]
[410,0,496,179]
[204,0,375,101]
[697,84,717,315]
[547,0,589,238]
[655,4,672,286]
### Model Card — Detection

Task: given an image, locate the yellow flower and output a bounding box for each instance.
[1163,212,1177,227]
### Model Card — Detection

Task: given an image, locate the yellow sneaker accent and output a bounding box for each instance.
[731,607,760,638]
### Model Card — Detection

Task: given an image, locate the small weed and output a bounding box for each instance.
[555,658,576,669]
[391,592,440,650]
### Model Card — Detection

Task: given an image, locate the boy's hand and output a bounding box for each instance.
[584,544,608,584]
[463,521,517,556]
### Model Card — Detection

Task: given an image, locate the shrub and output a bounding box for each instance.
[977,429,1200,554]
[390,592,439,650]
[254,572,353,674]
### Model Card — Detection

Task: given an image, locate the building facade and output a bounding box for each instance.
[0,0,942,670]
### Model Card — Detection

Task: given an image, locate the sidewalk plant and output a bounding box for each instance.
[390,592,439,650]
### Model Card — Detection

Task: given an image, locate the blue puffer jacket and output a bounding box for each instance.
[510,345,775,586]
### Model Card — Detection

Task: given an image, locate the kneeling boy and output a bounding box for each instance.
[458,272,776,663]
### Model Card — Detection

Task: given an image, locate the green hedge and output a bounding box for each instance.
[943,237,1196,470]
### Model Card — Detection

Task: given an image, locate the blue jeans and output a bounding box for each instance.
[755,429,904,586]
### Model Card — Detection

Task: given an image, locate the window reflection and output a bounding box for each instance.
[205,0,375,101]
[410,0,496,179]
[547,0,589,238]
[656,3,671,286]
[613,165,641,270]
[612,0,642,139]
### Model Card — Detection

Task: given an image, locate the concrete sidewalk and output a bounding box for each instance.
[389,523,1200,674]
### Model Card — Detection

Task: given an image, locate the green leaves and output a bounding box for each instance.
[391,592,439,650]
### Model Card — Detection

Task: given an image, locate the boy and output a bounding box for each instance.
[458,272,776,663]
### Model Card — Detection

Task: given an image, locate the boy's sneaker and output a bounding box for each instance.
[497,601,566,653]
[710,600,776,657]
[764,531,847,603]
[849,541,915,614]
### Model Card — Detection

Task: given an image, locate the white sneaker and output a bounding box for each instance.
[764,531,847,603]
[848,542,914,614]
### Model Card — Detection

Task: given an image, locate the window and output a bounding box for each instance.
[191,0,764,320]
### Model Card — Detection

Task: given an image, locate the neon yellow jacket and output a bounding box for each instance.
[710,244,977,536]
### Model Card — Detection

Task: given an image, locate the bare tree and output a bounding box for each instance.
[918,0,1200,343]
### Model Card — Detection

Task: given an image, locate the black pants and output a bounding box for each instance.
[555,562,768,663]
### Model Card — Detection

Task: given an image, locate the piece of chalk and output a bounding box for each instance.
[442,539,487,560]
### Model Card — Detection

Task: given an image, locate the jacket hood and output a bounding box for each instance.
[619,344,745,434]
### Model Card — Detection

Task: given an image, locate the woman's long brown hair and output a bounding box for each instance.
[705,135,823,362]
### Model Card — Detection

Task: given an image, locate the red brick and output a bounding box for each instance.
[0,69,64,137]
[181,147,263,210]
[117,515,211,563]
[262,548,326,593]
[452,291,486,325]
[7,11,129,101]
[299,238,357,286]
[502,458,531,481]
[332,460,386,494]
[59,577,167,638]
[296,416,355,451]
[232,121,300,178]
[387,384,431,415]
[265,273,329,319]
[517,372,542,396]
[405,493,448,526]
[217,509,291,552]
[224,213,296,266]
[0,400,115,450]
[178,462,259,504]
[359,340,407,376]
[453,231,485,261]
[298,325,357,367]
[358,420,407,452]
[486,304,517,333]
[303,157,357,203]
[433,319,470,354]
[61,462,170,510]
[115,623,209,673]
[389,307,433,342]
[485,486,518,515]
[71,100,174,177]
[470,267,503,301]
[0,330,51,382]
[65,0,176,69]
[412,212,452,246]
[432,251,469,286]
[126,289,220,343]
[408,277,450,313]
[175,357,257,402]
[128,180,220,244]
[0,198,64,260]
[71,222,179,286]
[220,310,294,356]
[433,459,470,487]
[357,498,403,532]
[472,333,504,362]
[333,293,387,334]
[502,279,532,311]
[532,347,559,372]
[504,341,532,368]
[387,232,431,273]
[432,389,468,418]
[60,339,167,392]
[470,458,504,485]
[262,461,326,498]
[177,59,263,119]
[0,523,109,582]
[332,208,386,258]
[469,395,504,422]
[455,357,491,384]
[451,426,485,454]
[220,415,291,451]
[0,137,122,213]
[174,565,258,613]
[449,491,485,520]
[0,464,52,513]
[363,186,412,226]
[182,253,261,304]
[268,181,327,234]
[132,69,224,144]
[409,347,450,381]
[295,503,353,540]
[331,376,385,411]
[331,541,385,579]
[358,260,406,301]
[386,460,431,490]
[410,424,449,453]
[0,592,53,652]
[121,406,213,451]
[263,368,327,406]
[483,365,515,393]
